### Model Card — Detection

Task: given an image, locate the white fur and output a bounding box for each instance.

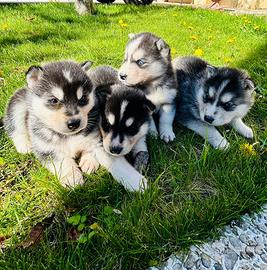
[107,113,115,125]
[159,104,176,142]
[220,93,234,103]
[63,70,72,83]
[231,118,253,138]
[77,87,83,100]
[51,87,64,101]
[120,101,128,120]
[125,117,134,127]
[185,120,229,150]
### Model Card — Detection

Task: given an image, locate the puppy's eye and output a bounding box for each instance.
[78,95,88,106]
[203,93,210,103]
[49,98,59,105]
[223,101,235,111]
[136,59,145,67]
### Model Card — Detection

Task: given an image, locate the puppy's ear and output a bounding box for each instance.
[155,39,170,58]
[242,73,255,94]
[128,33,136,39]
[206,64,217,78]
[144,98,156,114]
[81,61,93,71]
[26,66,43,89]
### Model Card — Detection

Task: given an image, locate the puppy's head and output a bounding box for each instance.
[197,66,255,126]
[26,60,95,135]
[118,32,171,86]
[100,86,155,156]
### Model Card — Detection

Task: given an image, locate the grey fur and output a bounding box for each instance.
[174,56,255,149]
[3,60,147,191]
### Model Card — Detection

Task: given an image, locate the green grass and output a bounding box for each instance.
[0,3,266,269]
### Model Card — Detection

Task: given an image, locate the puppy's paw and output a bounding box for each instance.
[134,151,149,172]
[79,154,99,174]
[14,138,32,154]
[215,138,230,150]
[148,128,159,138]
[160,128,176,143]
[242,126,254,139]
[61,169,84,188]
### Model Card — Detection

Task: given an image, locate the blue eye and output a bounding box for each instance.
[136,59,145,67]
[49,98,59,104]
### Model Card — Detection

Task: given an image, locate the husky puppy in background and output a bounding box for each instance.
[173,56,255,149]
[88,66,155,172]
[118,32,177,143]
[4,61,147,192]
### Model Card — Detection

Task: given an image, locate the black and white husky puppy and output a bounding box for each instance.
[88,66,155,172]
[3,61,147,191]
[118,32,177,143]
[173,56,255,149]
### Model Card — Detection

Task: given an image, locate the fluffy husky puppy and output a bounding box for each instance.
[173,56,255,149]
[118,32,177,143]
[88,66,155,172]
[4,61,147,191]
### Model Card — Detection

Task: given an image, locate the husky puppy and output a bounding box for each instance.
[3,61,147,192]
[118,32,177,143]
[88,66,155,172]
[173,56,255,149]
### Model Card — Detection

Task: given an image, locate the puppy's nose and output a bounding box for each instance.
[119,73,127,81]
[204,115,214,124]
[110,146,123,155]
[67,119,81,131]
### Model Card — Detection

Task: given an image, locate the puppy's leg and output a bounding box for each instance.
[159,104,176,143]
[185,120,229,150]
[231,118,253,138]
[94,147,147,192]
[132,136,149,172]
[149,117,158,137]
[79,151,100,174]
[4,98,31,154]
[44,156,84,187]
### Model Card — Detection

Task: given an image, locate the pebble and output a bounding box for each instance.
[224,249,238,270]
[201,253,211,268]
[150,204,267,270]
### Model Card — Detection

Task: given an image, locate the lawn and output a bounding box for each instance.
[0,3,266,270]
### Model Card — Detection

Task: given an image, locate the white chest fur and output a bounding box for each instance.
[146,86,176,107]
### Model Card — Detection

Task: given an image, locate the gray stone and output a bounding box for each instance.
[224,249,238,270]
[172,262,183,270]
[239,233,251,245]
[245,246,255,258]
[261,253,267,263]
[260,264,267,270]
[229,236,242,249]
[201,253,211,268]
[240,251,251,260]
[184,254,197,269]
[258,224,267,234]
[213,262,223,270]
[248,239,257,246]
[255,245,265,255]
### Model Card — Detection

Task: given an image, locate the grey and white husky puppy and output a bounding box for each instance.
[3,61,147,191]
[173,56,255,149]
[118,32,177,143]
[88,65,155,172]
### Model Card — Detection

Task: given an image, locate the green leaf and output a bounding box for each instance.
[0,157,5,166]
[88,231,96,240]
[77,223,85,231]
[78,233,87,244]
[80,215,87,224]
[103,206,113,216]
[67,214,81,226]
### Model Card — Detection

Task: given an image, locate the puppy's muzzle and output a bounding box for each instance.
[67,119,81,131]
[119,73,127,81]
[109,145,123,155]
[204,115,214,124]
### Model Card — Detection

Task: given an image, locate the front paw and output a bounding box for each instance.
[79,155,99,174]
[14,139,32,154]
[214,138,230,150]
[60,169,84,188]
[242,126,253,139]
[148,128,158,138]
[134,151,149,172]
[159,127,176,143]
